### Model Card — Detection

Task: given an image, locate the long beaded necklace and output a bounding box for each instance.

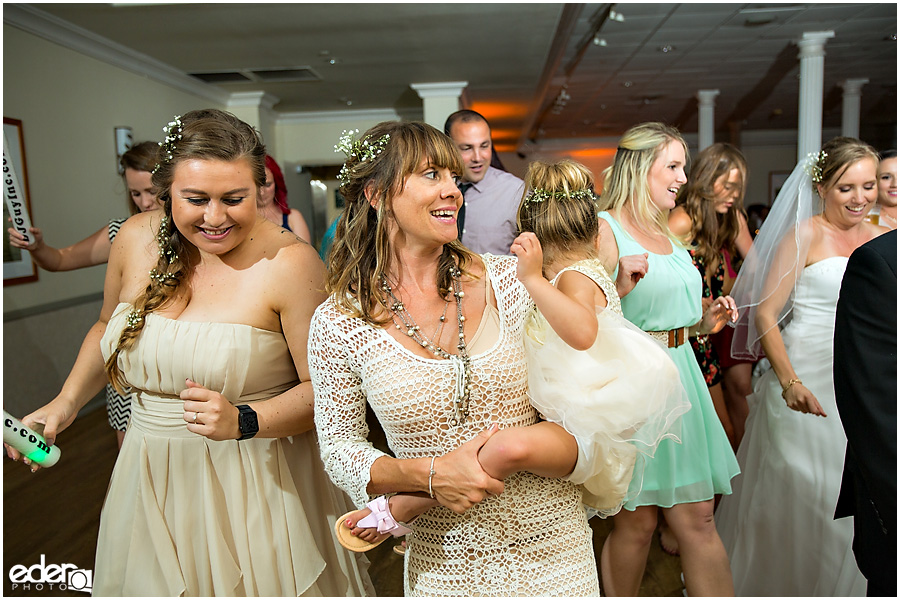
[381,266,472,426]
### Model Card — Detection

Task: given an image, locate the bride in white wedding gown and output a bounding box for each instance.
[715,137,888,596]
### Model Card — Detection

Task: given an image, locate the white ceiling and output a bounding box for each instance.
[16,3,899,153]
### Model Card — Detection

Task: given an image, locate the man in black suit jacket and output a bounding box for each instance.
[833,230,897,597]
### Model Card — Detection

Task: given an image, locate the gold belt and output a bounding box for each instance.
[646,327,689,348]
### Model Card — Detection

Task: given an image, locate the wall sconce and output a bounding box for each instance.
[114,126,132,174]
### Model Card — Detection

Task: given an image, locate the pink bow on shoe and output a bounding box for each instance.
[356,496,412,536]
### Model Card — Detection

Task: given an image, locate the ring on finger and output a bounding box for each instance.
[193,411,198,423]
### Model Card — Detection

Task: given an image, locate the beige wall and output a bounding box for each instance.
[276,114,400,166]
[3,298,106,418]
[742,145,799,207]
[3,25,224,314]
[276,114,403,227]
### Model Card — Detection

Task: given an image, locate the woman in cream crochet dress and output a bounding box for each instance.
[5,109,372,596]
[309,121,600,596]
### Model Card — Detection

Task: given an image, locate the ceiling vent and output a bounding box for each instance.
[188,67,321,84]
[190,71,254,84]
[250,67,321,82]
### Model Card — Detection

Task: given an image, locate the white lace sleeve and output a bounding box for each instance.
[309,302,387,508]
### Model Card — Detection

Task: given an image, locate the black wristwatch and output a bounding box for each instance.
[236,404,259,441]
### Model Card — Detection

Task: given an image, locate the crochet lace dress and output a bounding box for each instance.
[310,254,600,596]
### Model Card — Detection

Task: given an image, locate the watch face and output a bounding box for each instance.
[239,407,259,437]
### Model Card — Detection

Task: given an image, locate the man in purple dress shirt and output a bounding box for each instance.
[445,110,525,255]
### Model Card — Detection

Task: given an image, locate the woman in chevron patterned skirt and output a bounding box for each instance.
[7,141,161,446]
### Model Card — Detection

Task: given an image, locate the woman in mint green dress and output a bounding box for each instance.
[595,123,740,597]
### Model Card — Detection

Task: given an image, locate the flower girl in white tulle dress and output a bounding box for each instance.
[336,159,689,552]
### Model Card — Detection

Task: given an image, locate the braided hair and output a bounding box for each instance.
[105,109,266,392]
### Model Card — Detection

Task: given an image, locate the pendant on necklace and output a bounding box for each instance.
[383,265,472,425]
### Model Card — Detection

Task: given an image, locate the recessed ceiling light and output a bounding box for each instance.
[593,36,608,46]
[658,45,675,53]
[623,81,633,88]
[327,58,342,65]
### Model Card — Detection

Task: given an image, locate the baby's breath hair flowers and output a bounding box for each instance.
[524,188,596,205]
[152,116,183,174]
[803,150,828,183]
[334,129,391,186]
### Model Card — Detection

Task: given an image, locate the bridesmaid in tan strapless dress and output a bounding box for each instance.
[96,305,371,595]
[5,109,373,596]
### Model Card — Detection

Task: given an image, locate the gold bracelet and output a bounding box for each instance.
[781,378,803,399]
[427,456,436,499]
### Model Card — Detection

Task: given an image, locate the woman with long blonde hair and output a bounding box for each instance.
[595,122,740,596]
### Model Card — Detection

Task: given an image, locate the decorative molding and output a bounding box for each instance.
[696,89,721,105]
[4,4,230,105]
[797,30,835,59]
[410,82,469,99]
[276,108,402,125]
[227,91,280,110]
[840,78,869,95]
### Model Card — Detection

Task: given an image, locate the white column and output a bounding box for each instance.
[410,82,468,130]
[227,91,280,155]
[796,31,835,162]
[696,90,720,151]
[840,78,869,138]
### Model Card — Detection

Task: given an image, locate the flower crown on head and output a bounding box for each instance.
[524,188,596,205]
[152,116,183,174]
[334,129,391,186]
[803,150,828,183]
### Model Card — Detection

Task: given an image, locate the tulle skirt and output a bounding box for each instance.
[525,308,691,516]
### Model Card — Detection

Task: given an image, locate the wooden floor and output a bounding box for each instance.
[3,407,685,596]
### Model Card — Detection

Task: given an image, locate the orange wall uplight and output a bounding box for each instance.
[488,129,519,151]
[468,101,530,122]
[566,147,618,159]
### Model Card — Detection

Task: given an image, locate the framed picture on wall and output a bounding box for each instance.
[3,117,38,285]
[768,171,791,207]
